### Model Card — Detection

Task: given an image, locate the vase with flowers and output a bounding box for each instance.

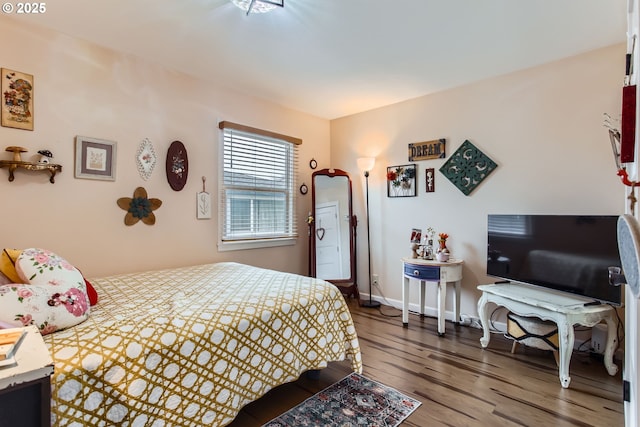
[436,232,450,262]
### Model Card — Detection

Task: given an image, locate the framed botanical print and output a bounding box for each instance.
[1,68,34,131]
[74,136,117,181]
[386,164,417,197]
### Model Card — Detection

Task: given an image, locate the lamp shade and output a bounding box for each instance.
[357,157,376,173]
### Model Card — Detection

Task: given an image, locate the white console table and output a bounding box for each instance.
[402,258,463,336]
[477,283,619,388]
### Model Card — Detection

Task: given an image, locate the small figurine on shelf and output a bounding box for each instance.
[37,149,53,164]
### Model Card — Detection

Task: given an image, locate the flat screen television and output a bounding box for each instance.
[487,214,622,306]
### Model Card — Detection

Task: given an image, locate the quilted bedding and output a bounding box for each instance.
[43,262,362,426]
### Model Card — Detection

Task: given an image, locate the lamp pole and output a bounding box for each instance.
[361,169,380,308]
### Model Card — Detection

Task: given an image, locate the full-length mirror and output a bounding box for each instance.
[311,168,358,297]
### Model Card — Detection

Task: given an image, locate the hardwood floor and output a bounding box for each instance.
[228,300,624,426]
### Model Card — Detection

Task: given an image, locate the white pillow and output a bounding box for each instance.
[0,248,90,334]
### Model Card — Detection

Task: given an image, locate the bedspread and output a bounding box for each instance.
[43,262,362,426]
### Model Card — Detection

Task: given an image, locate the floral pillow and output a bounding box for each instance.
[0,248,90,335]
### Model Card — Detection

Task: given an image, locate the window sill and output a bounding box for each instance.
[218,237,297,252]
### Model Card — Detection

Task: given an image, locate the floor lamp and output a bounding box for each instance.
[357,157,380,308]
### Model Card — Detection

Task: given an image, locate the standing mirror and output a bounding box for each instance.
[311,168,358,298]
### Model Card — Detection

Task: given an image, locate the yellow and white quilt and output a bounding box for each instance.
[44,262,362,426]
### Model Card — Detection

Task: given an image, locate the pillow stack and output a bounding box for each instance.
[0,248,93,335]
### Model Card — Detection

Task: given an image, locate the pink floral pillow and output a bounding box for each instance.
[0,248,90,335]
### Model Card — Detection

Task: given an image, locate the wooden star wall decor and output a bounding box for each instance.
[117,187,162,226]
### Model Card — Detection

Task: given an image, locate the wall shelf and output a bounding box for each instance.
[0,160,62,183]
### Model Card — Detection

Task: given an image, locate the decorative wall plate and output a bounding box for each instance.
[166,140,188,191]
[136,138,156,181]
[439,140,497,196]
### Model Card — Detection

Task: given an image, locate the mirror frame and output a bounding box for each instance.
[310,168,358,298]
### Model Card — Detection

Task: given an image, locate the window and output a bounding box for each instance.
[218,121,300,250]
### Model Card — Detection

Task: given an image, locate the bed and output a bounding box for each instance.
[42,261,362,426]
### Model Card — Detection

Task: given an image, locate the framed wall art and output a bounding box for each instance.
[408,138,446,161]
[166,140,188,191]
[136,138,156,181]
[1,68,34,131]
[197,176,211,220]
[439,139,497,195]
[386,164,417,197]
[425,167,435,193]
[74,136,117,181]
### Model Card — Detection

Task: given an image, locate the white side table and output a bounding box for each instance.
[402,258,463,336]
[0,325,54,426]
[477,283,619,388]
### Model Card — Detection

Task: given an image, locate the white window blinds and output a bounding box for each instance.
[218,121,300,244]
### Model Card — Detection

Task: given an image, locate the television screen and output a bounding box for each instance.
[487,214,622,305]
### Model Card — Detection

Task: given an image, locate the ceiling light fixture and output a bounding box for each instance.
[231,0,284,15]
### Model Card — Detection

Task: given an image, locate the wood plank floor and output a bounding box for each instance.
[228,300,624,426]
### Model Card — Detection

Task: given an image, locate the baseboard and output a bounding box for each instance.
[361,292,488,328]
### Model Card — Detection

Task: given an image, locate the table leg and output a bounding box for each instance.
[453,281,461,324]
[419,280,426,319]
[557,320,574,388]
[478,293,491,348]
[602,316,619,376]
[402,276,409,327]
[437,280,446,336]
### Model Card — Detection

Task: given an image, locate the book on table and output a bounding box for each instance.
[0,327,27,361]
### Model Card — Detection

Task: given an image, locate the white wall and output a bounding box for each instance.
[331,44,626,319]
[0,16,329,278]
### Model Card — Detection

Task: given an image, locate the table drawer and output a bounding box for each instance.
[404,264,440,280]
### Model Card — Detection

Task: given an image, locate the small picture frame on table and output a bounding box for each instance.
[74,136,117,181]
[410,228,422,243]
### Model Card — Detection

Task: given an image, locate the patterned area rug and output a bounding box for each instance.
[262,373,422,427]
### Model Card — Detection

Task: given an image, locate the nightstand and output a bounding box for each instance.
[402,257,464,336]
[0,325,54,427]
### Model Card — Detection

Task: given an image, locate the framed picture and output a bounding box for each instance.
[386,164,417,197]
[410,228,422,243]
[425,167,435,193]
[74,136,117,181]
[197,191,212,219]
[1,68,34,131]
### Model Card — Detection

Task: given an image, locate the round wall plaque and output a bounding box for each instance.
[166,140,188,191]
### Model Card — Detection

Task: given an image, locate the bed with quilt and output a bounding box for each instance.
[0,249,362,427]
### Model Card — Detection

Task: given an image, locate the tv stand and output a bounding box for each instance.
[477,283,619,388]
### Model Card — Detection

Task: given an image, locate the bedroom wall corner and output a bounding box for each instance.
[330,43,626,319]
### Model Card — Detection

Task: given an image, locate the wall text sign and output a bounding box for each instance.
[408,139,446,161]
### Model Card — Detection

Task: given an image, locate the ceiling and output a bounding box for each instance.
[9,0,628,119]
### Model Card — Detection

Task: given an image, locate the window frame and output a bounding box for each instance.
[217,121,301,252]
